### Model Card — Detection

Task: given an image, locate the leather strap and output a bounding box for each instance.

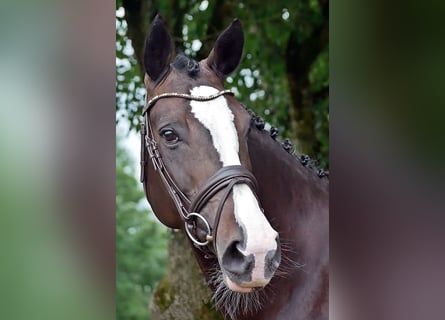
[142,89,233,115]
[190,165,257,213]
[144,114,191,221]
[189,165,258,250]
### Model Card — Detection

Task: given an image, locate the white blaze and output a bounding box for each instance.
[189,85,277,283]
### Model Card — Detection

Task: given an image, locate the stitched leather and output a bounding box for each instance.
[190,165,257,213]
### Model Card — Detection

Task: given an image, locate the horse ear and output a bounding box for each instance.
[207,19,244,77]
[143,15,173,82]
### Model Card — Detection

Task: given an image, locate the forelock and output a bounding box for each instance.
[172,54,200,77]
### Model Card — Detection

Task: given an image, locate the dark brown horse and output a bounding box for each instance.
[140,15,328,320]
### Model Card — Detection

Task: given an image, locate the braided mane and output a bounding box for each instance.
[245,108,329,179]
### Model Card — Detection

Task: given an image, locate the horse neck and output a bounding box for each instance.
[247,127,329,205]
[247,127,329,268]
[193,129,329,320]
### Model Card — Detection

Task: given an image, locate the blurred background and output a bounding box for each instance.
[0,1,116,319]
[1,0,444,319]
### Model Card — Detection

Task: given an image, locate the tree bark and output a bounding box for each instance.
[150,231,222,320]
[122,0,156,76]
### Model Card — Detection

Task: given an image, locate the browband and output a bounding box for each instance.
[142,89,234,115]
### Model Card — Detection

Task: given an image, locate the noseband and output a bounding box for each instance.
[140,89,259,255]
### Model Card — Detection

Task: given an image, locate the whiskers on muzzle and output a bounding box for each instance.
[206,239,306,319]
[208,267,264,320]
[274,239,307,278]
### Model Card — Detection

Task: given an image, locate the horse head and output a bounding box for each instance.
[141,15,281,293]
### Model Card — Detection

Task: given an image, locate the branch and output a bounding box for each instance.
[122,0,157,76]
[196,0,235,60]
[286,18,328,85]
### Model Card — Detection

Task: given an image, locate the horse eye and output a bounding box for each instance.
[160,129,179,143]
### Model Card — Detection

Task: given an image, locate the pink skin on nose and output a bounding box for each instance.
[225,276,254,293]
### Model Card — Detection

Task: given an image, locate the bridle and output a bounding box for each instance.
[140,89,259,255]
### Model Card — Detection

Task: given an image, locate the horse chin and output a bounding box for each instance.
[209,267,265,318]
[224,275,256,293]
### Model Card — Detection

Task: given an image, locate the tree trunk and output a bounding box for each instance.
[285,2,329,156]
[150,231,223,320]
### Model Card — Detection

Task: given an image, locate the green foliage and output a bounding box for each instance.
[116,6,145,129]
[150,277,173,313]
[309,48,329,168]
[116,135,168,320]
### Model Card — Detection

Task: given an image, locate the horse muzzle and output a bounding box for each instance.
[220,235,281,292]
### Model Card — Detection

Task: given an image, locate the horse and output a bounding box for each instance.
[140,15,329,320]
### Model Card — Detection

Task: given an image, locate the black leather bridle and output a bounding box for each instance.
[140,89,259,254]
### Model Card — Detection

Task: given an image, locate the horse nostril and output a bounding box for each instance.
[265,243,281,278]
[221,241,254,278]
